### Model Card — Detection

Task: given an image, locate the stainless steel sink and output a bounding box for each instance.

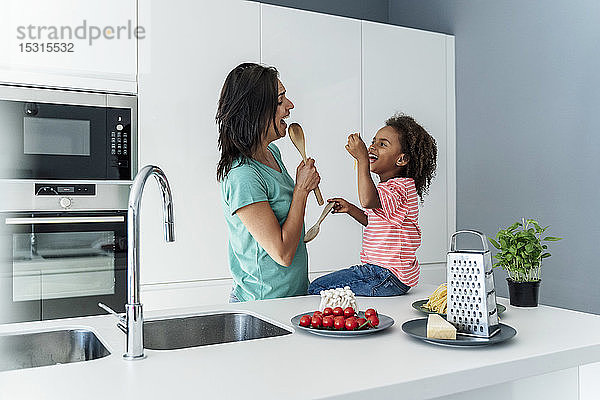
[0,329,110,372]
[139,312,292,350]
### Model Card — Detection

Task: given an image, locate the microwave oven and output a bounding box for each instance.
[0,85,137,181]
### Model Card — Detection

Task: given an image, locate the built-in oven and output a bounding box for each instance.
[0,85,137,180]
[0,182,130,323]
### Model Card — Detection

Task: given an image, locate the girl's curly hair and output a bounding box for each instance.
[385,113,437,202]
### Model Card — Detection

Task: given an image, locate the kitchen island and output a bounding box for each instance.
[1,283,599,400]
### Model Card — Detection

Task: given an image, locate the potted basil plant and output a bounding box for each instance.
[488,218,562,307]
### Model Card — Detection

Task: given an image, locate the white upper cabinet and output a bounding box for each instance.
[261,4,363,273]
[137,0,260,284]
[0,0,137,93]
[362,21,456,264]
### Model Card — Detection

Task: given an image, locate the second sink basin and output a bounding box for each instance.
[0,329,110,372]
[142,312,292,350]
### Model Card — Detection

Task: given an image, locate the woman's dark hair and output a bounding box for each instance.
[216,63,279,181]
[385,113,437,202]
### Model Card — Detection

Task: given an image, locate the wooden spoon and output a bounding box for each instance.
[303,201,335,243]
[288,123,324,205]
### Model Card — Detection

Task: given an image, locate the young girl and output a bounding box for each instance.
[307,113,437,296]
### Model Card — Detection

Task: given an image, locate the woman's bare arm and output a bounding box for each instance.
[236,189,308,267]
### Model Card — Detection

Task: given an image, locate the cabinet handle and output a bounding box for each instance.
[5,216,125,225]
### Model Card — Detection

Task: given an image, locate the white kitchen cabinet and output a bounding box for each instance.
[137,0,260,284]
[261,4,363,273]
[362,21,456,264]
[0,0,136,93]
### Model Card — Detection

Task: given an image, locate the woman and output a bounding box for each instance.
[216,63,320,302]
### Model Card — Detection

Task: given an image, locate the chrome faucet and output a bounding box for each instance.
[124,165,175,360]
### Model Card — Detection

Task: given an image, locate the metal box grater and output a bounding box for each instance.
[446,230,500,338]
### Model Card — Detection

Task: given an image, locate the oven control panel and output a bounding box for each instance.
[35,183,96,196]
[108,108,131,180]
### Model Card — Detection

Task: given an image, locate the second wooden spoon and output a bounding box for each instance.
[303,201,335,243]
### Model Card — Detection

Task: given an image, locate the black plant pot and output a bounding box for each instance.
[506,278,540,307]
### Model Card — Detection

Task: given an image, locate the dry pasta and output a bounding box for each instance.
[423,283,447,314]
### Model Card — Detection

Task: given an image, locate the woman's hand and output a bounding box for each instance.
[328,197,352,214]
[345,133,369,162]
[295,158,320,195]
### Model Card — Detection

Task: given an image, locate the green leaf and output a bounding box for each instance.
[543,236,562,241]
[541,253,551,259]
[530,220,542,232]
[488,238,501,249]
[508,222,521,231]
[525,244,534,253]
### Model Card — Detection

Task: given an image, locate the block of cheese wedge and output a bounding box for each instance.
[426,314,457,340]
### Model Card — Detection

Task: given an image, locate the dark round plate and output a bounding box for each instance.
[401,317,516,347]
[412,300,506,317]
[291,311,394,337]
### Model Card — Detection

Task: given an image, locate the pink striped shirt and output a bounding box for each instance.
[360,177,421,287]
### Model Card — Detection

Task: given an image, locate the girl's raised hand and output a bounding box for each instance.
[345,133,369,162]
[328,198,351,214]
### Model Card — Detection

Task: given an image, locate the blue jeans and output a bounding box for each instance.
[308,264,411,297]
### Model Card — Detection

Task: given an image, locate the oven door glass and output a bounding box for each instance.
[0,100,107,179]
[1,212,126,323]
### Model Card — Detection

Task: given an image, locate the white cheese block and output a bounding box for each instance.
[426,314,457,340]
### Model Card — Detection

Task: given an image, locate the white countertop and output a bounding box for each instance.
[1,284,600,400]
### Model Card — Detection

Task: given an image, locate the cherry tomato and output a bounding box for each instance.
[299,315,311,327]
[322,315,334,328]
[323,307,334,316]
[311,315,323,328]
[333,307,344,317]
[333,317,346,330]
[313,311,323,318]
[356,317,367,329]
[367,315,379,328]
[365,308,378,318]
[345,318,359,330]
[343,307,355,318]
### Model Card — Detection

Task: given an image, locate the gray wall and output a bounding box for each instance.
[389,0,600,314]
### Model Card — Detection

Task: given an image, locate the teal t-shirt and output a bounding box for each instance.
[220,143,309,301]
